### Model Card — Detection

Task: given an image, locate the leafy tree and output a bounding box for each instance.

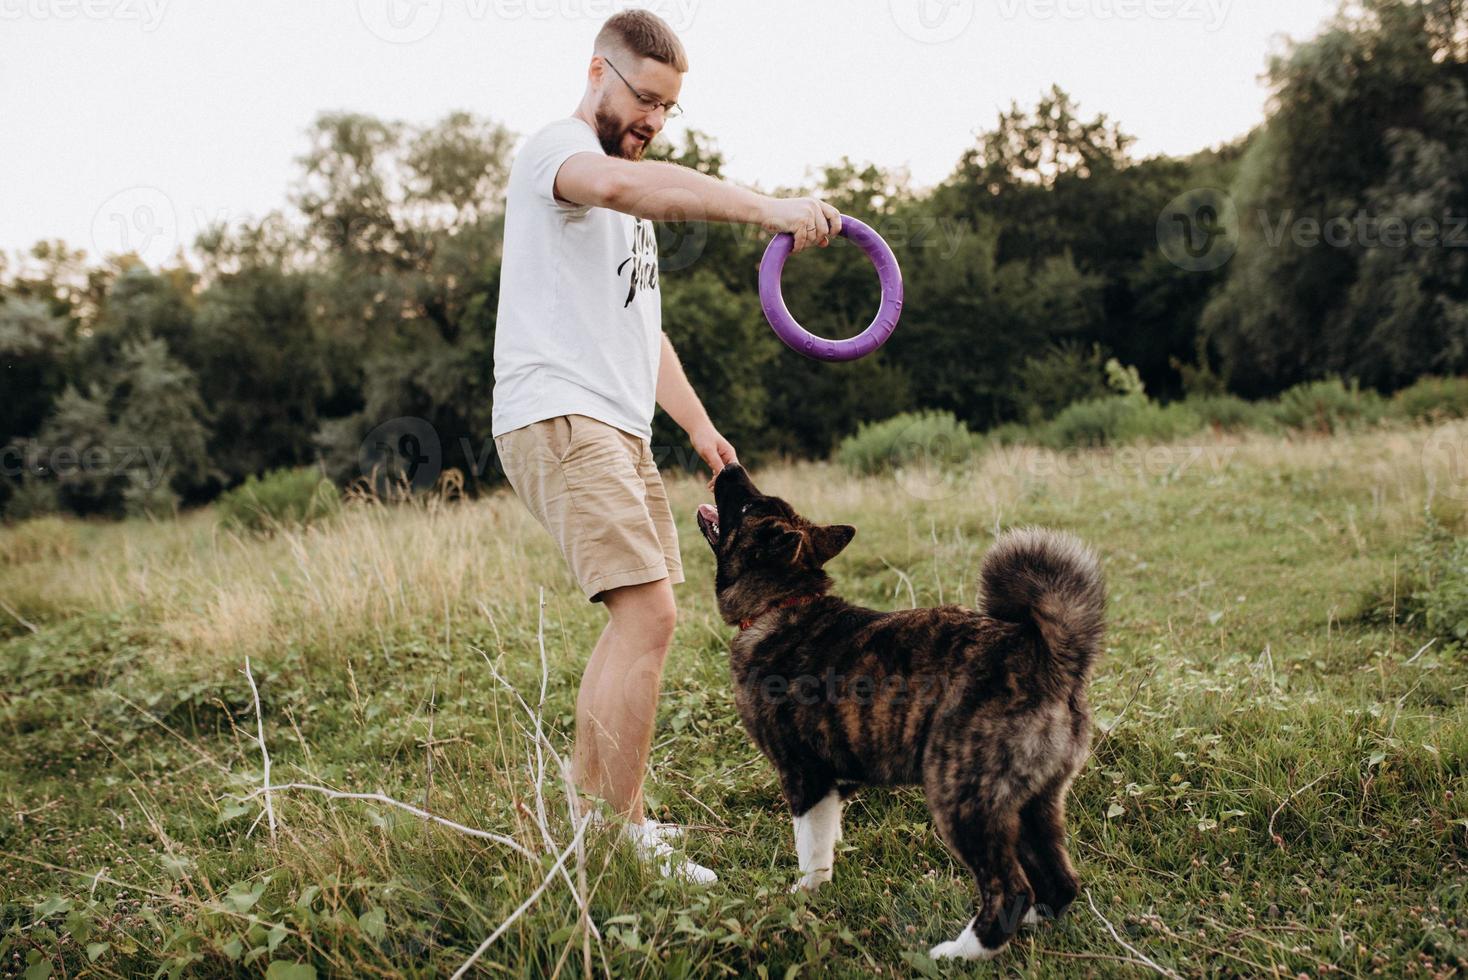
[0,298,70,445]
[80,263,199,381]
[293,110,513,492]
[1013,342,1110,424]
[1203,0,1468,393]
[26,382,120,516]
[934,87,1232,401]
[111,337,215,514]
[17,337,212,517]
[188,264,331,495]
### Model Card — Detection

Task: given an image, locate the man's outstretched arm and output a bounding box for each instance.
[555,153,841,253]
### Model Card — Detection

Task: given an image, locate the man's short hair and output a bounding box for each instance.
[594,9,688,73]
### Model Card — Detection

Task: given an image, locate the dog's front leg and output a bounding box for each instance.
[790,790,842,892]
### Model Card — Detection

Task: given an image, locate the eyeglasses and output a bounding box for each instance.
[603,57,682,119]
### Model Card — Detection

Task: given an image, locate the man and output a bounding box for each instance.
[491,9,840,883]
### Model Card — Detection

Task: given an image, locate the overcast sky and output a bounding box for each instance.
[1,0,1340,268]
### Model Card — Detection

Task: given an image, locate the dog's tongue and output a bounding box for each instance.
[697,503,718,524]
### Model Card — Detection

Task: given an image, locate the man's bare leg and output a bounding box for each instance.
[570,576,676,822]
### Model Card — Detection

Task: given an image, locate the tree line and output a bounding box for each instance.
[2,0,1464,520]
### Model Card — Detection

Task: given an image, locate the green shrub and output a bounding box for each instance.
[1035,396,1204,449]
[1391,376,1468,423]
[836,411,980,476]
[0,516,77,566]
[2,474,60,523]
[1184,394,1279,433]
[1013,342,1109,423]
[1273,377,1385,434]
[1171,351,1229,397]
[1036,398,1129,449]
[1104,358,1146,398]
[216,466,340,533]
[1391,516,1468,644]
[981,421,1033,447]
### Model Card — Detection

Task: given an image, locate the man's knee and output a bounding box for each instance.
[604,577,677,639]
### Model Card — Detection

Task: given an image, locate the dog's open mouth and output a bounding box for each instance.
[696,503,719,548]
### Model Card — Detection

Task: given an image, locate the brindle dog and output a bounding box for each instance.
[695,463,1106,961]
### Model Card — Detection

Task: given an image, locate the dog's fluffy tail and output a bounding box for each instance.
[978,527,1106,677]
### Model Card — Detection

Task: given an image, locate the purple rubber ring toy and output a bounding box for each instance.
[758,214,904,362]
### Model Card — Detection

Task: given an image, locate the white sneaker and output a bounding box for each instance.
[625,823,718,885]
[585,812,714,883]
[587,811,686,842]
[637,819,686,842]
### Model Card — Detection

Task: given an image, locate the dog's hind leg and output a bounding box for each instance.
[782,772,841,892]
[1017,774,1081,923]
[926,786,1034,960]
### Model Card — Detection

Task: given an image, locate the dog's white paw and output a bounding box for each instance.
[928,919,1000,961]
[1022,906,1041,927]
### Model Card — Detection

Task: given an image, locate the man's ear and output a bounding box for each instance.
[809,524,856,565]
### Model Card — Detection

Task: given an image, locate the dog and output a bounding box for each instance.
[695,463,1106,961]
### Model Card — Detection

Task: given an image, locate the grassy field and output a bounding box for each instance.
[2,422,1466,978]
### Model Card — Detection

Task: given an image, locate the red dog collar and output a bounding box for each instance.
[738,593,821,631]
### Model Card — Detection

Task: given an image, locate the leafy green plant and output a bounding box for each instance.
[1393,515,1468,644]
[215,467,340,533]
[1183,394,1278,433]
[836,411,980,476]
[980,421,1032,447]
[1013,342,1109,423]
[1034,397,1203,449]
[1391,376,1468,423]
[2,475,62,524]
[1104,357,1146,398]
[1272,377,1385,434]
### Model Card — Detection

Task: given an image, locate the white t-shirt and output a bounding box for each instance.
[491,116,662,441]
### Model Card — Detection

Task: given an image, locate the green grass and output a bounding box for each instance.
[2,423,1466,977]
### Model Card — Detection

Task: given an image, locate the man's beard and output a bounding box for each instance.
[593,97,649,161]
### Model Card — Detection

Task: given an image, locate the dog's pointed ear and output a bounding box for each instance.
[756,525,806,565]
[810,524,856,565]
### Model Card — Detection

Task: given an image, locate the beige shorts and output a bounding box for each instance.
[494,413,684,603]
